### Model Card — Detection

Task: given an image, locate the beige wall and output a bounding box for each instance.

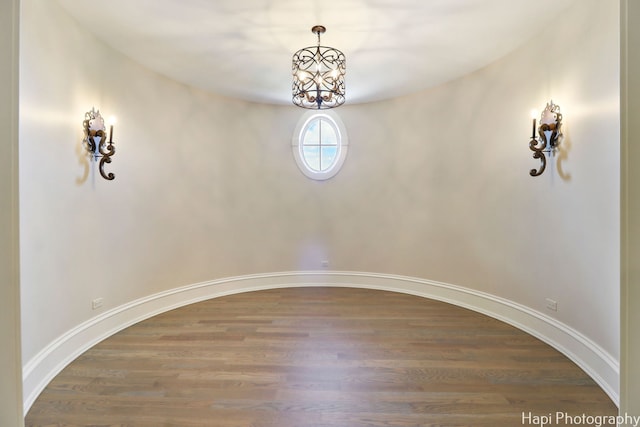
[621,0,640,415]
[335,0,620,364]
[19,0,620,410]
[0,0,23,425]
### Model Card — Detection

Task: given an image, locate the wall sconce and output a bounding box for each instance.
[529,101,563,177]
[83,108,116,180]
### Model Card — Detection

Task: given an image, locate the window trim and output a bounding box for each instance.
[291,110,349,180]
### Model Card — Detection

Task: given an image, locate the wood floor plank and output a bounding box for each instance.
[25,287,617,426]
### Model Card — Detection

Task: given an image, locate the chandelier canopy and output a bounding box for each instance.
[292,25,346,110]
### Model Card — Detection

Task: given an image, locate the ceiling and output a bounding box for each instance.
[56,0,577,106]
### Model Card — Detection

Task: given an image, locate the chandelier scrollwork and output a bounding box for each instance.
[292,25,345,110]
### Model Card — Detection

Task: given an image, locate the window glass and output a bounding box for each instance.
[292,111,348,180]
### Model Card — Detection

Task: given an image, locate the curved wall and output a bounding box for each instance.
[19,0,619,411]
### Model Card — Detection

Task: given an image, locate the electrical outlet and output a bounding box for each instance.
[545,298,557,312]
[321,260,329,268]
[92,298,104,310]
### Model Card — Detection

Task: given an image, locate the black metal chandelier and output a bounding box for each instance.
[292,25,345,109]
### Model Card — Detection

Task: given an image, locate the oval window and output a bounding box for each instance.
[292,111,348,180]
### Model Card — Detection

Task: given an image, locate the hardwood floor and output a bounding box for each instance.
[25,287,617,427]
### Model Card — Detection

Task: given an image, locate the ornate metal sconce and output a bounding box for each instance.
[83,108,116,180]
[529,101,563,177]
[292,25,346,110]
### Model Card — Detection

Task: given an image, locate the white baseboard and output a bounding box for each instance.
[22,271,620,412]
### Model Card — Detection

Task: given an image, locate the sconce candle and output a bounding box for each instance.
[528,101,563,177]
[108,117,116,144]
[83,108,116,181]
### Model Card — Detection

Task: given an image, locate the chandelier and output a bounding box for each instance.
[292,25,346,109]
